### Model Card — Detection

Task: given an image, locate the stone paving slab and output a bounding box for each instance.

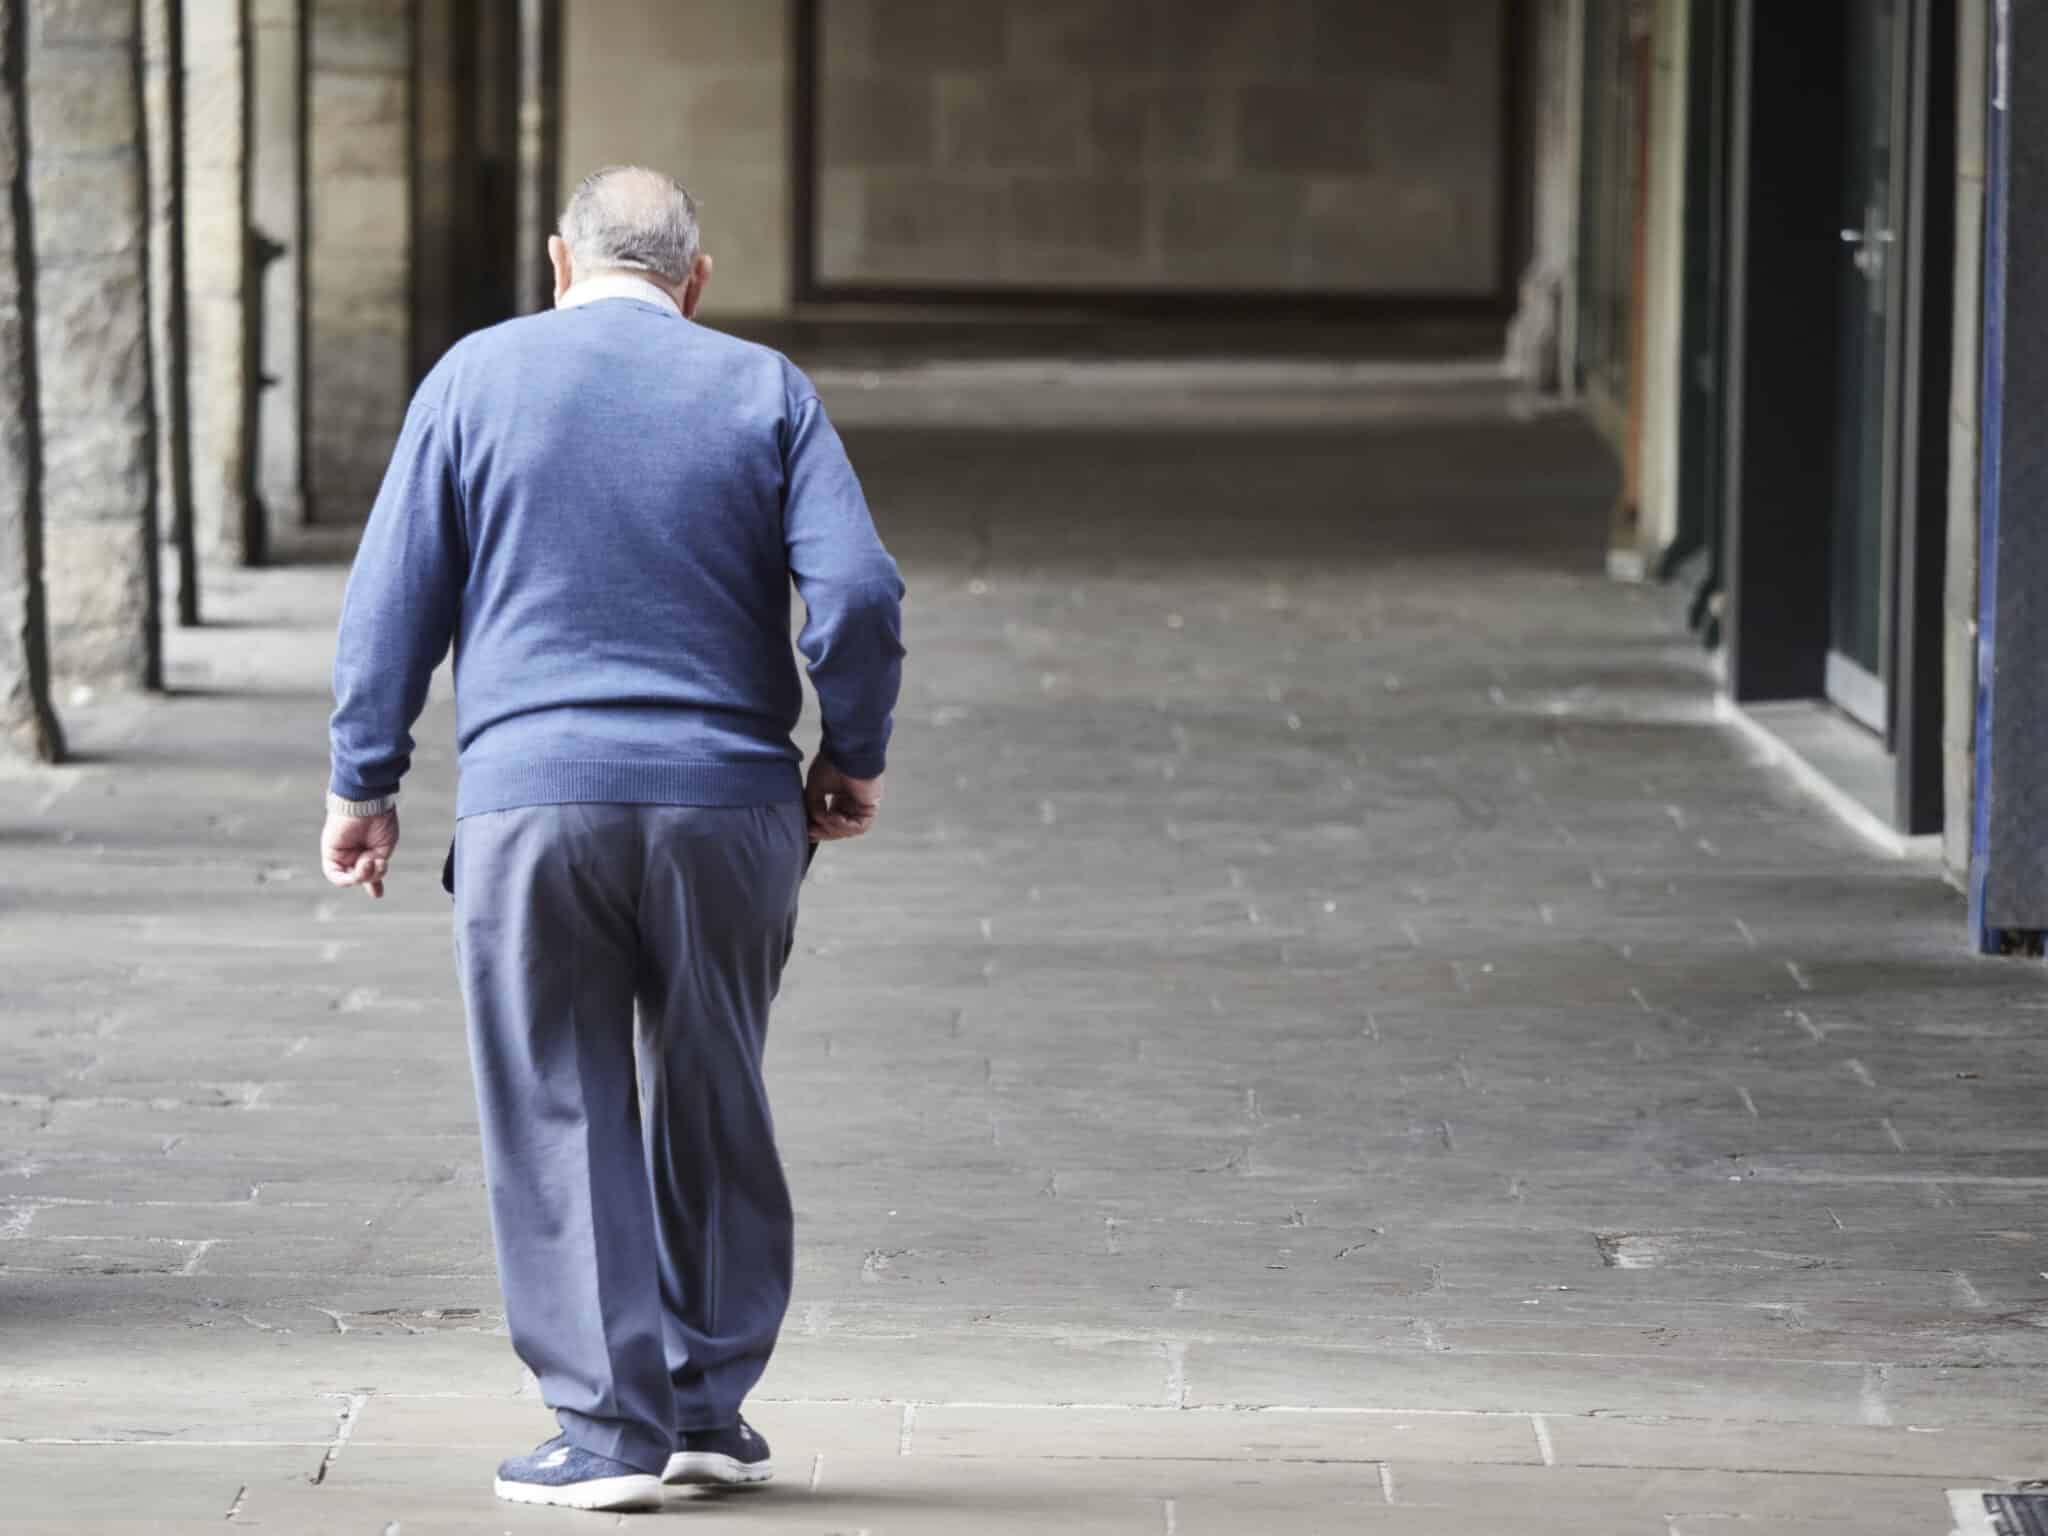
[1182,1341,1872,1421]
[1541,1412,2047,1480]
[795,1457,1666,1536]
[1432,1316,2028,1368]
[1663,1521,1933,1536]
[909,1403,1543,1463]
[756,1334,1183,1407]
[0,1443,314,1523]
[0,1385,338,1444]
[1,1322,528,1398]
[1879,1363,2048,1425]
[1386,1460,1968,1520]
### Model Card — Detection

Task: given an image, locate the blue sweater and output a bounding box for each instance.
[328,299,905,817]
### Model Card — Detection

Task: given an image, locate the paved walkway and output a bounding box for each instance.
[2,370,2044,1532]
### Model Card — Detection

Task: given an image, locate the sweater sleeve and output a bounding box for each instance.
[784,394,905,780]
[327,398,466,801]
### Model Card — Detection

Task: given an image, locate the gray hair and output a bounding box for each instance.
[557,165,701,284]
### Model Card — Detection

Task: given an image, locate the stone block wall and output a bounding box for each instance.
[815,0,1507,295]
[307,0,407,521]
[561,0,790,314]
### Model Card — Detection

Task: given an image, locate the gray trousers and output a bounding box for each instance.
[451,801,809,1475]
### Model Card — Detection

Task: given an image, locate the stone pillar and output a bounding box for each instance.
[0,0,61,758]
[250,0,305,526]
[307,0,409,521]
[513,0,558,315]
[1507,0,1583,392]
[141,0,195,625]
[183,0,260,564]
[27,0,161,690]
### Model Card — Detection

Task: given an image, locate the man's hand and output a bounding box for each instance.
[321,811,400,899]
[805,757,882,842]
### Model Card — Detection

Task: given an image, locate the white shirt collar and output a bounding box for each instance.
[558,272,683,318]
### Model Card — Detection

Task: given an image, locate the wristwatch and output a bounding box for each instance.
[326,792,398,818]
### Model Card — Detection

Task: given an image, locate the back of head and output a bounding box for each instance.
[558,165,701,285]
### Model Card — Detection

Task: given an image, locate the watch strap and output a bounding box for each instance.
[327,792,398,818]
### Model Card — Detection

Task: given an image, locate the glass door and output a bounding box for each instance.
[1829,0,1911,735]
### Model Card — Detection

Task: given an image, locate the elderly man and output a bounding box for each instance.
[319,166,904,1512]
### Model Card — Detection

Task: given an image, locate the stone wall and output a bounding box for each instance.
[815,0,1507,295]
[307,0,408,521]
[561,0,790,315]
[26,0,158,687]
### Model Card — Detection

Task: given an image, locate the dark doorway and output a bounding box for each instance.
[1719,0,1951,835]
[1827,0,1911,736]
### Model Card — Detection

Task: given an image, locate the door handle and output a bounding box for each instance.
[1841,226,1894,281]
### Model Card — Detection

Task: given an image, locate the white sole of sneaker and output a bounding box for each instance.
[662,1451,775,1486]
[493,1472,663,1511]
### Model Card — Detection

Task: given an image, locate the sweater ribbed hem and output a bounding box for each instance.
[455,757,801,818]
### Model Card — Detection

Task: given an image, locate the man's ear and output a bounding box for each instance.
[548,235,573,307]
[681,252,713,320]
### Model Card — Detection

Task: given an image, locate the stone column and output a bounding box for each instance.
[513,0,558,315]
[250,0,305,526]
[1507,0,1583,392]
[183,0,260,564]
[27,0,162,690]
[142,0,196,624]
[307,0,409,521]
[0,0,61,758]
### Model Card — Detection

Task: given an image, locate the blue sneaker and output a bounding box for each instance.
[662,1416,774,1486]
[494,1432,663,1511]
